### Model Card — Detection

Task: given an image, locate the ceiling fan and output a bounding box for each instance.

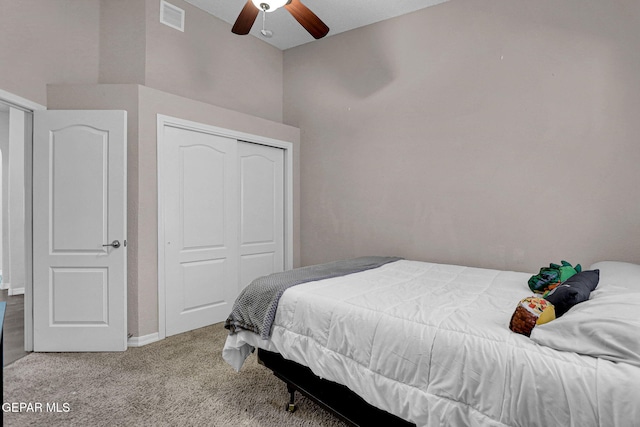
[232,0,329,40]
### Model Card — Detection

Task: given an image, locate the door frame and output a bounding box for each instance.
[156,114,294,340]
[0,88,46,352]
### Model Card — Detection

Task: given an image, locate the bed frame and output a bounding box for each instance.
[257,349,415,427]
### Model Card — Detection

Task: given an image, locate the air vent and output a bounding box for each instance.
[160,0,185,32]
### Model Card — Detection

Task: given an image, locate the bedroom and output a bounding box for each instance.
[1,0,639,425]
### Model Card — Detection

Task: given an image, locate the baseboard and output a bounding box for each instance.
[9,287,25,296]
[0,282,8,291]
[127,332,160,348]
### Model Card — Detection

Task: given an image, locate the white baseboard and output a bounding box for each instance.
[128,332,161,347]
[0,282,9,291]
[9,287,25,296]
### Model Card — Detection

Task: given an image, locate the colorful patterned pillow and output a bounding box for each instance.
[509,297,556,337]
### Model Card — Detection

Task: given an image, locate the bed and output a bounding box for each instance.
[222,258,640,426]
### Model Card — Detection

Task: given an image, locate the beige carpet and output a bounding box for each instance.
[2,323,348,426]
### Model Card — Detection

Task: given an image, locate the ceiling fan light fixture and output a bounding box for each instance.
[251,0,289,12]
[251,0,288,12]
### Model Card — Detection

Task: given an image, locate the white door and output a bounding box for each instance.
[33,110,127,351]
[238,142,284,289]
[163,126,239,337]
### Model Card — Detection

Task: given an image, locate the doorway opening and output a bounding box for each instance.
[0,89,46,354]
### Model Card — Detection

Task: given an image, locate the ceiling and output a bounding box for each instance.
[184,0,448,50]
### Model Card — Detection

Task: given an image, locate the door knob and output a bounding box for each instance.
[102,240,121,249]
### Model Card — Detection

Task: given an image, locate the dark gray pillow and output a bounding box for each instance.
[544,270,600,317]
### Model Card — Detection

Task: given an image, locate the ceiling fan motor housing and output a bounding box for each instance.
[252,0,290,12]
[234,0,329,39]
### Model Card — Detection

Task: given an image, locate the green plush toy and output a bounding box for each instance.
[528,260,582,294]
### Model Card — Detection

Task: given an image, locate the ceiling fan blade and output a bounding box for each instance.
[284,0,329,39]
[232,0,259,35]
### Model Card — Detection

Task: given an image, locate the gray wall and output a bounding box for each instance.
[0,0,101,106]
[144,0,284,123]
[0,0,283,122]
[99,0,146,85]
[284,0,640,272]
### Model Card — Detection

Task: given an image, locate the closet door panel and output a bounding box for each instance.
[238,142,284,290]
[162,124,286,337]
[164,126,238,337]
[239,252,275,293]
[180,146,226,249]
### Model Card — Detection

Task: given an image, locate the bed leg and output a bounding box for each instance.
[286,383,297,413]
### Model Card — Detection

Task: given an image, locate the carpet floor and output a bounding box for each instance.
[2,323,348,426]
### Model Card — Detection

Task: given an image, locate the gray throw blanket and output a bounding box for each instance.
[224,256,402,339]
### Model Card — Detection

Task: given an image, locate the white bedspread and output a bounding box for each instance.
[223,260,640,426]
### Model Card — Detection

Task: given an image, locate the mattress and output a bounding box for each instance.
[223,260,640,427]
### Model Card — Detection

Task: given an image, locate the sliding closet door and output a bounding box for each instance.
[163,126,238,337]
[238,142,284,289]
[161,122,286,337]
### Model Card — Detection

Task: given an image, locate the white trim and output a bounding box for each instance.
[158,115,295,151]
[0,89,45,112]
[157,116,167,340]
[9,287,24,296]
[127,332,160,347]
[285,146,294,271]
[8,107,27,310]
[23,106,34,352]
[1,282,9,291]
[156,114,294,341]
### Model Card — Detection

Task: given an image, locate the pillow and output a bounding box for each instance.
[509,296,556,337]
[589,261,640,291]
[530,292,640,367]
[544,270,599,317]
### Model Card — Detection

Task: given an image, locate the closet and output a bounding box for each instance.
[160,121,284,337]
